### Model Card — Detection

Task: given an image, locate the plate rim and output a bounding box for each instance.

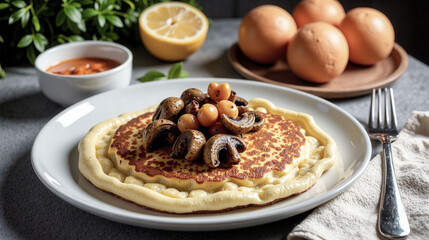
[228,42,408,99]
[31,78,372,231]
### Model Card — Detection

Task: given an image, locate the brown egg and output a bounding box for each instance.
[339,7,394,65]
[287,22,349,83]
[293,0,345,28]
[238,5,297,64]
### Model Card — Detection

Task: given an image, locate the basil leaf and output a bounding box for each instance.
[97,14,106,27]
[66,19,81,34]
[21,10,30,28]
[123,0,135,10]
[8,8,26,24]
[105,14,123,28]
[167,62,183,79]
[12,0,27,8]
[138,71,166,82]
[0,65,6,79]
[34,33,48,52]
[69,35,84,42]
[64,5,82,23]
[179,70,189,78]
[0,3,10,10]
[17,34,33,48]
[82,8,98,19]
[55,9,66,27]
[77,20,86,32]
[32,16,40,31]
[26,46,36,64]
[105,31,119,41]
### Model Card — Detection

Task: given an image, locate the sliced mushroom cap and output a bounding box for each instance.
[184,100,199,115]
[203,134,247,168]
[153,97,184,121]
[171,130,206,161]
[220,112,256,134]
[251,111,265,132]
[142,119,180,152]
[180,88,206,106]
[234,96,249,115]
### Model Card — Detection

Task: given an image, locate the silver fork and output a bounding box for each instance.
[368,88,410,239]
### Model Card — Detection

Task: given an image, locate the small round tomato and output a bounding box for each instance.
[216,100,239,119]
[208,82,231,102]
[177,114,200,132]
[197,104,219,127]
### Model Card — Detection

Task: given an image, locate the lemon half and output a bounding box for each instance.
[139,2,209,61]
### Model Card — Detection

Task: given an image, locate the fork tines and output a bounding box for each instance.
[369,88,398,131]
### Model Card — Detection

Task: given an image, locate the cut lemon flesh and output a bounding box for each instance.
[139,2,209,61]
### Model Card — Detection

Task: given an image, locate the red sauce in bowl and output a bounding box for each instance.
[46,57,121,75]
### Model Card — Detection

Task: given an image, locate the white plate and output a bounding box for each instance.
[31,78,371,231]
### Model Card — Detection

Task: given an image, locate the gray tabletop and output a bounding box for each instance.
[1,19,428,240]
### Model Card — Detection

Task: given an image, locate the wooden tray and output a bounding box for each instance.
[228,42,408,99]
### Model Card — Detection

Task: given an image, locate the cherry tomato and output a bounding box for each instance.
[216,100,239,119]
[197,104,218,127]
[177,114,200,132]
[208,82,231,102]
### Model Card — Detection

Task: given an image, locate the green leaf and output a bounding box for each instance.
[17,34,33,48]
[32,15,40,31]
[57,38,66,44]
[64,5,82,23]
[99,0,115,11]
[12,0,27,8]
[56,9,66,26]
[82,8,98,19]
[0,3,10,10]
[138,71,166,82]
[97,14,106,27]
[66,19,81,34]
[8,8,26,24]
[168,62,183,79]
[34,33,48,52]
[0,65,6,79]
[21,10,30,28]
[70,2,81,8]
[69,35,84,42]
[26,46,36,64]
[77,20,86,32]
[105,31,119,41]
[80,0,93,5]
[0,35,4,43]
[105,14,123,28]
[179,70,189,78]
[123,0,135,10]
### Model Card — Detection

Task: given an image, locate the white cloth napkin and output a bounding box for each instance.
[288,111,429,240]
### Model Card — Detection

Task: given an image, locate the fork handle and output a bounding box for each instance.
[378,142,410,239]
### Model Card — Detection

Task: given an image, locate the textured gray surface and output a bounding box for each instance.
[1,19,428,239]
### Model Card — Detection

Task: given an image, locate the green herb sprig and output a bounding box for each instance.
[0,0,201,78]
[138,62,188,82]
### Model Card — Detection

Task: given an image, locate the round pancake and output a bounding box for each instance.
[109,112,307,191]
[78,98,337,213]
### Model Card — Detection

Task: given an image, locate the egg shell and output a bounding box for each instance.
[293,0,346,27]
[339,7,394,65]
[238,5,297,64]
[287,22,349,83]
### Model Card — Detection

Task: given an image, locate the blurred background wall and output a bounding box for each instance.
[198,0,429,66]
